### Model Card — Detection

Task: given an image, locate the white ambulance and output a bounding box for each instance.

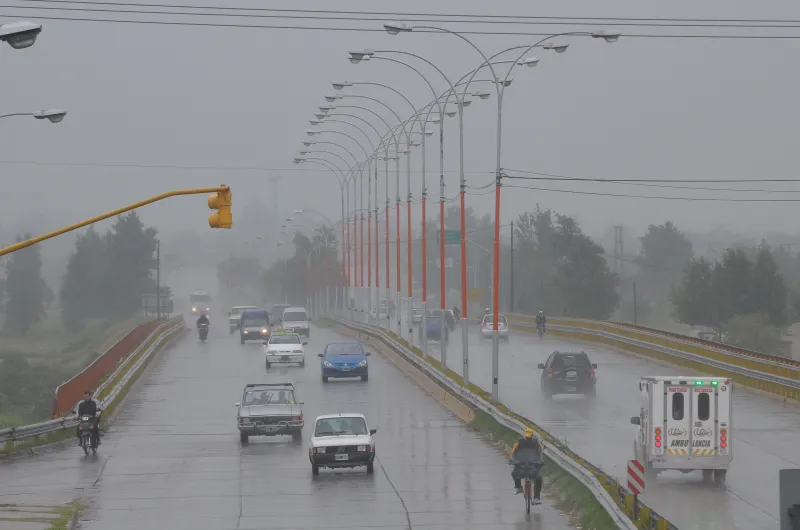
[630,376,732,487]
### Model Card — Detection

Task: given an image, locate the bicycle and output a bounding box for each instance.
[519,463,543,513]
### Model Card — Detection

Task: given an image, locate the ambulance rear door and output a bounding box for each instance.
[691,384,716,456]
[665,384,690,457]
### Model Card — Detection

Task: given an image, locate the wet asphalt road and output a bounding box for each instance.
[376,310,799,530]
[0,321,574,530]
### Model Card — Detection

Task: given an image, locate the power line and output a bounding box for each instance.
[5,10,800,38]
[17,1,800,26]
[503,168,800,184]
[504,183,800,202]
[502,170,800,193]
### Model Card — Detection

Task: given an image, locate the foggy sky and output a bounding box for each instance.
[3,0,800,270]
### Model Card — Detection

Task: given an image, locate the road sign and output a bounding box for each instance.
[627,459,645,495]
[438,229,460,246]
[468,287,484,302]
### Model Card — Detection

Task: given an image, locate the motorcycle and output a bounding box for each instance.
[198,323,209,342]
[77,414,99,455]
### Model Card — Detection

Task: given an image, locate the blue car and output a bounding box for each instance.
[318,341,371,383]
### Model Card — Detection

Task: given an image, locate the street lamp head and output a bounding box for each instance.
[325,94,344,103]
[430,116,441,124]
[471,90,491,100]
[298,149,311,154]
[423,129,434,136]
[306,130,318,136]
[384,22,413,35]
[495,77,513,87]
[309,119,323,125]
[319,106,335,112]
[348,49,374,62]
[445,108,457,118]
[293,157,306,164]
[314,114,327,120]
[34,109,67,123]
[593,29,621,43]
[517,56,540,68]
[302,140,314,146]
[410,140,422,147]
[285,217,294,221]
[332,81,352,90]
[543,42,569,54]
[0,21,42,50]
[460,99,473,108]
[293,209,303,213]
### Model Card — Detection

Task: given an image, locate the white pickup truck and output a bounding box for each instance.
[630,376,732,487]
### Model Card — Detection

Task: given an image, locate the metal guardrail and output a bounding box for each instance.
[510,313,800,370]
[0,317,185,446]
[507,316,800,401]
[331,315,675,530]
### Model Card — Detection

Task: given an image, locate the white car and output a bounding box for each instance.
[480,313,510,341]
[263,332,307,368]
[228,305,257,334]
[308,413,377,475]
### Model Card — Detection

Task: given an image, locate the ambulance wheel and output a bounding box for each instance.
[702,470,714,484]
[713,470,726,487]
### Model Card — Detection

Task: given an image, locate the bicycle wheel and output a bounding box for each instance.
[524,479,532,513]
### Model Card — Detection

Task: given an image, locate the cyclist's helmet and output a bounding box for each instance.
[524,427,535,439]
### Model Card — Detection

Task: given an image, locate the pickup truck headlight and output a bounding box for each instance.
[357,360,367,367]
[323,360,333,367]
[311,447,326,454]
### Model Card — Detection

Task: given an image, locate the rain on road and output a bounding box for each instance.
[1,319,574,530]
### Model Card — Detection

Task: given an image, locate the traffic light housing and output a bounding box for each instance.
[208,185,232,228]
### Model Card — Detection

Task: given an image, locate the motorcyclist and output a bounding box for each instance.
[535,310,546,333]
[452,305,461,321]
[75,390,101,446]
[510,427,544,500]
[484,307,491,316]
[196,313,210,328]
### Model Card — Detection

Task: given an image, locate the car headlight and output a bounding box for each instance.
[192,307,197,312]
[312,447,326,454]
[357,445,372,452]
[267,350,278,354]
[261,328,268,334]
[243,330,249,334]
[323,360,333,367]
[357,360,367,367]
[206,307,210,311]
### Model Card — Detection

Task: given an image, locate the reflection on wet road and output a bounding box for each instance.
[1,320,572,529]
[391,312,797,530]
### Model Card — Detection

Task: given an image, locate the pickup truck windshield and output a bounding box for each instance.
[243,389,295,405]
[283,311,307,321]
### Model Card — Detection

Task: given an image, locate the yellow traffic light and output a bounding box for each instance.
[208,185,232,228]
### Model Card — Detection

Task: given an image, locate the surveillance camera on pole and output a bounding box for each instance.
[0,21,42,50]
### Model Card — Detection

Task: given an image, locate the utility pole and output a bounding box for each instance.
[614,225,624,279]
[509,221,514,313]
[633,280,637,325]
[156,239,161,319]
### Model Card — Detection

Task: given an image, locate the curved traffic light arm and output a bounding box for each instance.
[0,185,231,257]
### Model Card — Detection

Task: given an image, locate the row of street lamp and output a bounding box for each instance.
[0,21,67,126]
[292,23,620,401]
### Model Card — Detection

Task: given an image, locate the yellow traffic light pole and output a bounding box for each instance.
[0,185,231,258]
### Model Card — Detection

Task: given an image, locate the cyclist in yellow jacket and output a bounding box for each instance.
[510,427,544,500]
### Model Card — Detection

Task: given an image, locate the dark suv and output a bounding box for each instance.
[538,350,597,398]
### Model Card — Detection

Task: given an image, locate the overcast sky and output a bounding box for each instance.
[3,0,800,264]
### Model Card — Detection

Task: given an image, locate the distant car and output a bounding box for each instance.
[228,305,257,334]
[411,308,424,324]
[190,290,211,315]
[263,332,307,368]
[538,350,597,398]
[421,311,449,344]
[239,309,271,345]
[236,383,304,443]
[480,314,509,341]
[370,303,389,321]
[281,306,310,338]
[308,413,377,475]
[269,304,292,325]
[319,341,371,382]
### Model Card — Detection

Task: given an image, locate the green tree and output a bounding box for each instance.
[636,222,693,273]
[104,213,158,317]
[723,313,784,356]
[750,246,787,326]
[713,248,754,325]
[4,234,47,335]
[671,257,717,328]
[60,228,108,331]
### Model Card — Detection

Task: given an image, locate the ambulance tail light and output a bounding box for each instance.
[719,428,728,454]
[654,427,663,453]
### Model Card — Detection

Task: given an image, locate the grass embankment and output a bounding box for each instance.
[0,502,85,529]
[0,309,148,427]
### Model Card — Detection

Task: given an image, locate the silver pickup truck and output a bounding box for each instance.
[236,383,304,444]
